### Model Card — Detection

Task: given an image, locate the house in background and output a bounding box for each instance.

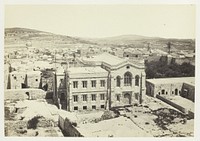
[146,77,195,102]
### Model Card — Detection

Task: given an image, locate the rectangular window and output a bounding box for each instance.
[82,81,87,88]
[100,93,105,100]
[101,105,105,109]
[92,105,96,109]
[91,80,96,88]
[117,94,120,101]
[83,106,87,110]
[73,95,78,102]
[100,80,105,87]
[83,94,87,101]
[73,81,78,88]
[91,94,96,101]
[74,106,78,110]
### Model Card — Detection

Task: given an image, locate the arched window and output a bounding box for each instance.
[124,72,132,86]
[135,75,139,86]
[116,76,121,87]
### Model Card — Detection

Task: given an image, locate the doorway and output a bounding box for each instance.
[123,93,131,105]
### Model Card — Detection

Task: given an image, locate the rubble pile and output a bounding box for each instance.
[100,110,119,120]
[152,108,188,130]
[27,115,55,129]
[4,99,63,137]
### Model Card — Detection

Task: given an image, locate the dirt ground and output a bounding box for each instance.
[4,95,194,137]
[77,116,152,137]
[74,95,194,137]
[4,99,63,137]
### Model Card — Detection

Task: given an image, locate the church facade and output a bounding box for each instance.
[53,53,146,111]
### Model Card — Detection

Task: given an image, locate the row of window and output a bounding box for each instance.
[72,73,140,88]
[116,73,140,87]
[73,80,105,88]
[73,105,105,110]
[158,89,180,95]
[73,93,105,102]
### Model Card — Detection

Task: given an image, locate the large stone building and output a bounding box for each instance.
[53,53,146,111]
[146,77,195,102]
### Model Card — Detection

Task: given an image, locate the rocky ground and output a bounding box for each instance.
[4,99,63,137]
[4,95,194,137]
[73,95,194,137]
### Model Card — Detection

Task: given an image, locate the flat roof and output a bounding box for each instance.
[68,66,108,74]
[10,70,41,75]
[146,77,195,85]
[165,96,194,113]
[82,52,128,66]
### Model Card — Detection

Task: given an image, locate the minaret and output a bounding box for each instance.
[167,42,172,54]
[139,73,143,104]
[147,42,150,51]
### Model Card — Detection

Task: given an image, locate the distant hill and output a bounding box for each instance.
[84,35,195,51]
[5,27,195,51]
[4,27,96,48]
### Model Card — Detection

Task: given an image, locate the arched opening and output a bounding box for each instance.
[43,83,48,91]
[124,72,132,86]
[162,89,165,95]
[124,93,131,104]
[116,76,121,87]
[21,83,27,88]
[135,75,139,86]
[175,89,178,95]
[60,93,66,110]
[60,93,65,100]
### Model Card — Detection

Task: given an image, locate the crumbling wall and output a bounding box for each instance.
[10,72,26,89]
[5,89,46,100]
[27,72,41,88]
[58,115,82,137]
[156,95,186,113]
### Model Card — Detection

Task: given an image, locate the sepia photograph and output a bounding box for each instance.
[2,1,198,139]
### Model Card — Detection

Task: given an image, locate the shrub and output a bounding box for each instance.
[27,116,42,129]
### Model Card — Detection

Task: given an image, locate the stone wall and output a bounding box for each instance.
[5,89,46,100]
[181,83,195,102]
[156,95,187,113]
[58,115,82,137]
[146,81,183,97]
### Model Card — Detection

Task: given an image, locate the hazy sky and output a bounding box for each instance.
[5,5,195,38]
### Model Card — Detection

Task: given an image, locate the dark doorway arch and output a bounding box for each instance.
[21,83,27,88]
[43,83,48,91]
[175,89,178,95]
[124,93,131,104]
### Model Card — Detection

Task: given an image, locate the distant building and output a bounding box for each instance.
[53,52,146,111]
[146,77,195,102]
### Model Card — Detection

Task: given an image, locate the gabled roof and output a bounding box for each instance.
[82,52,128,66]
[68,66,108,74]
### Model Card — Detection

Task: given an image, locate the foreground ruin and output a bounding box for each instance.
[4,94,194,137]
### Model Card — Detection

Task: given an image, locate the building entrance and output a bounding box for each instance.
[123,93,131,105]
